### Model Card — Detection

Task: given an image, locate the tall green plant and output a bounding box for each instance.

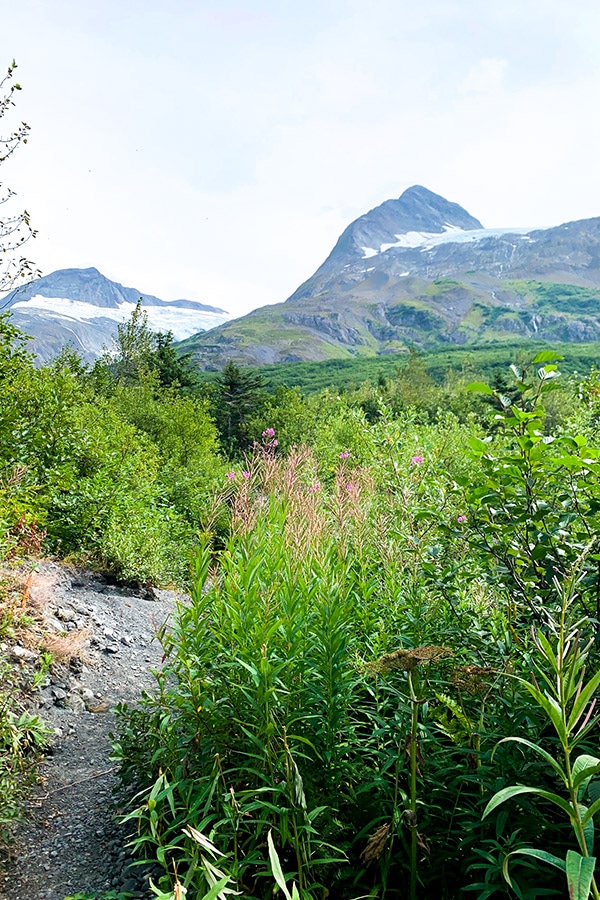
[482,568,600,899]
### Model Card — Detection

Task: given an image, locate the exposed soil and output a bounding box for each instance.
[0,562,183,900]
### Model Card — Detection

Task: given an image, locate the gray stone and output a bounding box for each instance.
[10,645,38,662]
[55,606,76,622]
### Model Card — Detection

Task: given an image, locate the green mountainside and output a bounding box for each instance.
[180,277,600,370]
[179,187,600,370]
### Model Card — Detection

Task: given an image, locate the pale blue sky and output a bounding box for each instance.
[4,1,600,315]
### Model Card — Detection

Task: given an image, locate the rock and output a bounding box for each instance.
[55,606,76,622]
[10,644,38,662]
[67,694,86,713]
[77,686,95,702]
[84,699,111,713]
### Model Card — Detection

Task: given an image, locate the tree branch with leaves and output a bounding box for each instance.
[0,60,39,294]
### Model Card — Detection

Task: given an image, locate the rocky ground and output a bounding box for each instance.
[0,562,184,900]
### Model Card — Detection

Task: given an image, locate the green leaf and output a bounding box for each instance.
[533,629,560,673]
[502,847,566,888]
[200,876,234,900]
[465,381,495,395]
[467,436,490,454]
[267,830,292,900]
[573,756,600,799]
[582,795,600,826]
[493,736,567,784]
[568,669,600,733]
[565,849,595,900]
[482,784,575,820]
[518,680,568,745]
[580,805,595,855]
[532,350,564,364]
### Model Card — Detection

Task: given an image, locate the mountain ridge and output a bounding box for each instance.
[2,267,230,363]
[180,187,600,369]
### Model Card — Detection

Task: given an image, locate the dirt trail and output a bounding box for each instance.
[0,562,182,900]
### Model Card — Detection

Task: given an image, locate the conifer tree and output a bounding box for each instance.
[213,360,264,457]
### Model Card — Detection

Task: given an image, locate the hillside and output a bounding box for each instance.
[180,186,600,369]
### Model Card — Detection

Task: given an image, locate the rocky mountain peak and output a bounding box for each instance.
[317,186,484,273]
[393,185,483,232]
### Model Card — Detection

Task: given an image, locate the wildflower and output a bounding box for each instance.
[410,455,424,467]
[457,515,467,523]
[345,482,355,492]
[225,471,236,481]
[272,439,278,447]
[339,450,350,459]
[308,481,321,492]
[242,471,250,479]
[262,428,275,438]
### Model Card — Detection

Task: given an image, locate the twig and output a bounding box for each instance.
[31,765,118,798]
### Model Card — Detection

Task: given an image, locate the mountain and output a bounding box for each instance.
[180,186,600,369]
[2,267,230,363]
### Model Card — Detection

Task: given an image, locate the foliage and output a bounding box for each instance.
[112,351,600,898]
[0,315,223,584]
[463,352,600,621]
[93,300,199,390]
[114,433,552,898]
[211,361,266,457]
[482,568,600,899]
[4,296,600,897]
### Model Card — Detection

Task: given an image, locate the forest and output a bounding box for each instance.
[3,305,600,899]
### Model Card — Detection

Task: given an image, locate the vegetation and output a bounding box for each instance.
[4,301,600,896]
[108,346,600,899]
[190,340,600,397]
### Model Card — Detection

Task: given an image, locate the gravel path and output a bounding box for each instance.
[0,562,182,900]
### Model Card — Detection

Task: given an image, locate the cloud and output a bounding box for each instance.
[4,0,600,318]
[459,58,508,95]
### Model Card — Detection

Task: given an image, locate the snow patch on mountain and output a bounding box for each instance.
[11,295,228,340]
[361,225,542,259]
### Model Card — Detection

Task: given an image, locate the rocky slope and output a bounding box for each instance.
[180,186,600,369]
[0,562,181,900]
[2,267,230,364]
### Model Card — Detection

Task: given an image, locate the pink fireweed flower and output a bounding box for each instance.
[457,515,467,524]
[410,455,424,467]
[242,471,251,479]
[339,450,350,459]
[225,471,236,481]
[345,482,355,492]
[262,428,275,438]
[272,439,279,447]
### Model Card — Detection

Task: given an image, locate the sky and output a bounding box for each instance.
[3,0,600,318]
